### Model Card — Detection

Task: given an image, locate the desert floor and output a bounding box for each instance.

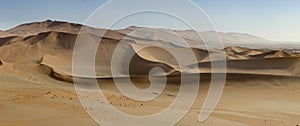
[1,72,300,126]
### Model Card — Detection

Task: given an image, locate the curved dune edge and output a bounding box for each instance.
[40,55,300,83]
[39,57,74,82]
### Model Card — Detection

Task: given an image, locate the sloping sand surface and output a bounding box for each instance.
[0,30,16,38]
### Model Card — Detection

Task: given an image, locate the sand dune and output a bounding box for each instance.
[1,20,300,126]
[2,27,299,80]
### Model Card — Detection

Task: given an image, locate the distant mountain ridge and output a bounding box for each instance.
[6,20,83,36]
[2,20,270,44]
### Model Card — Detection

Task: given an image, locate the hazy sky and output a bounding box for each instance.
[0,0,299,41]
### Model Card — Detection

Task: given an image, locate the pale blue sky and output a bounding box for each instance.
[0,0,299,41]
